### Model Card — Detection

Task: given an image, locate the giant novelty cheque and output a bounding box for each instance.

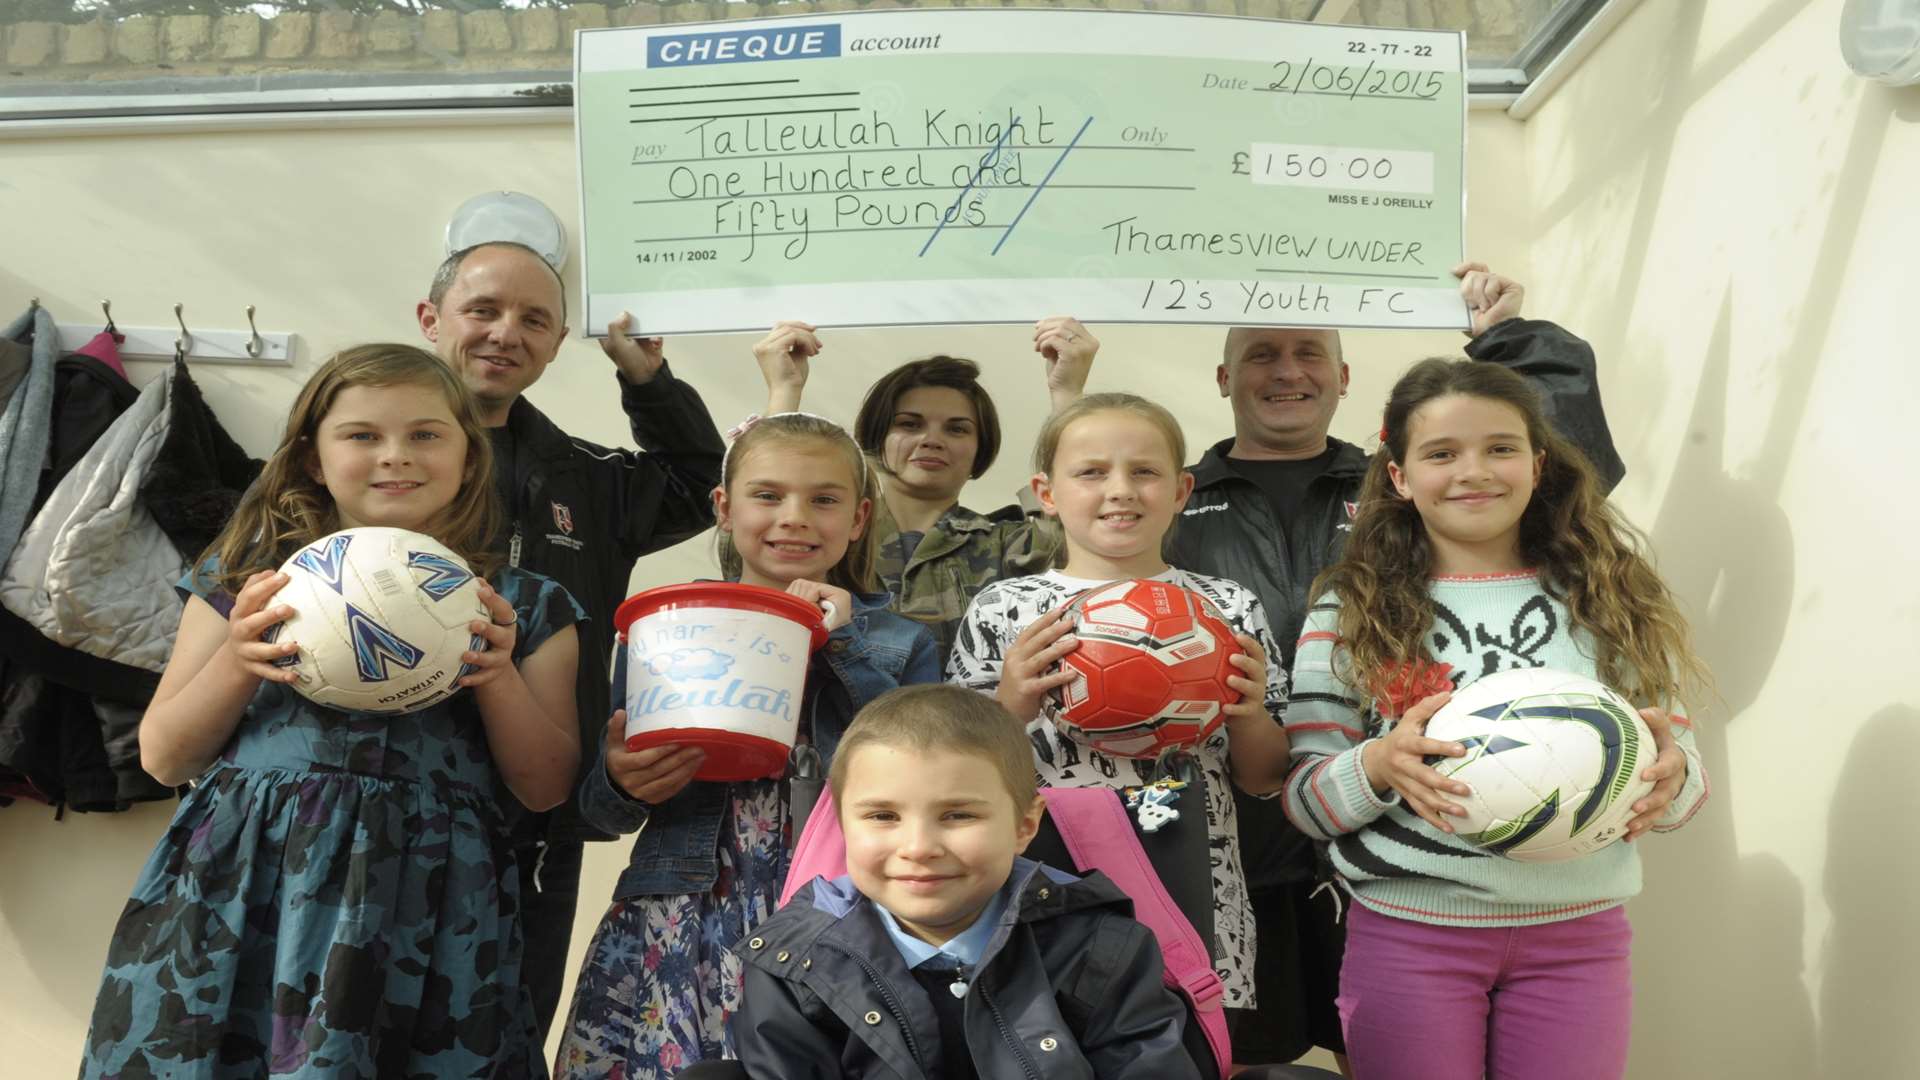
[573,8,1467,334]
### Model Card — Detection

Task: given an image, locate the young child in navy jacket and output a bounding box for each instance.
[732,684,1199,1080]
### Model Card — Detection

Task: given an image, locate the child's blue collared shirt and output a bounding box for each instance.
[874,881,1011,971]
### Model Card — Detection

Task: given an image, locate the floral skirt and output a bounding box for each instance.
[553,783,788,1080]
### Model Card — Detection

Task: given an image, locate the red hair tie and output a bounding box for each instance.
[1373,660,1455,719]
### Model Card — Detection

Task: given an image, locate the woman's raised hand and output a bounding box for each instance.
[1033,315,1098,411]
[753,320,821,414]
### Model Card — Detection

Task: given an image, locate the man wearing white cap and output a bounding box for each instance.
[418,240,725,1040]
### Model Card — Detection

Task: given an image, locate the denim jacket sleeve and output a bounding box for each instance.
[811,601,941,763]
[578,732,653,836]
[818,606,943,706]
[577,644,734,887]
[588,663,736,898]
[576,638,732,857]
[578,643,653,836]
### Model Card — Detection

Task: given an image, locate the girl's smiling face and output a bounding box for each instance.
[308,382,469,532]
[1034,410,1193,579]
[1387,393,1542,575]
[715,439,871,589]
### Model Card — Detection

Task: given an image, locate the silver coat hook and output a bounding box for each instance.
[173,302,192,360]
[245,304,264,358]
[102,299,117,335]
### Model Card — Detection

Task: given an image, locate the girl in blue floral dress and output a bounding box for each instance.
[79,345,584,1079]
[553,413,940,1079]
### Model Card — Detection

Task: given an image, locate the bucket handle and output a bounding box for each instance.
[817,599,838,628]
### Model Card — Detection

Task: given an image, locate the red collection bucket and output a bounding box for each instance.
[612,582,830,782]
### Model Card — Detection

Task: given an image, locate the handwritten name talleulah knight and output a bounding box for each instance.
[677,105,1060,158]
[643,106,1063,259]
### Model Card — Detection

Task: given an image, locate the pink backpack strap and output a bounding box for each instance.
[1042,787,1232,1080]
[779,787,845,908]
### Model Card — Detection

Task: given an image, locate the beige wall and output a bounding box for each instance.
[1522,1,1920,1075]
[0,106,1513,1073]
[14,0,1913,1065]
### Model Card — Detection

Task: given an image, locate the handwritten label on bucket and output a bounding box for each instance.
[625,607,809,746]
[573,8,1468,333]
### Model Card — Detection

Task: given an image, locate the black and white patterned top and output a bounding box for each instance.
[945,567,1288,1008]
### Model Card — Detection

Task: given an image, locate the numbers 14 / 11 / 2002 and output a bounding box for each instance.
[635,250,718,265]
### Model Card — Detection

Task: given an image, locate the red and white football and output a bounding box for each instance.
[1045,578,1244,759]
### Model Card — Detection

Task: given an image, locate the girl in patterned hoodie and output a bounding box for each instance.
[946,392,1294,1018]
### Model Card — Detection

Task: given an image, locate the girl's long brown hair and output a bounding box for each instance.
[1314,358,1709,709]
[203,344,501,594]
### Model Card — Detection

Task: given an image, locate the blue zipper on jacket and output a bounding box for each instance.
[843,947,928,1073]
[977,979,1042,1080]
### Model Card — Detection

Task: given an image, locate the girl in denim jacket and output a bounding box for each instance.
[554,412,941,1080]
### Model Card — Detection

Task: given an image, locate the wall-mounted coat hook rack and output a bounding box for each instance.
[51,300,296,365]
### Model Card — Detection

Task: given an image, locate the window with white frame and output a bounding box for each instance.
[0,0,1608,121]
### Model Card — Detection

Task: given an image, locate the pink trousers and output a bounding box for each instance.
[1338,902,1633,1080]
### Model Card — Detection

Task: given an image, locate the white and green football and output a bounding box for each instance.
[1423,667,1655,863]
[267,528,489,715]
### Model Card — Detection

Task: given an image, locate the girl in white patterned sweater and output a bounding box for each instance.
[947,393,1293,1013]
[1283,359,1710,1080]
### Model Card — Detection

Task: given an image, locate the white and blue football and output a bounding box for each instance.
[1424,667,1657,863]
[266,527,488,715]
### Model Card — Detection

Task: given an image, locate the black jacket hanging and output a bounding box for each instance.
[40,353,139,510]
[139,359,262,561]
[0,359,256,812]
